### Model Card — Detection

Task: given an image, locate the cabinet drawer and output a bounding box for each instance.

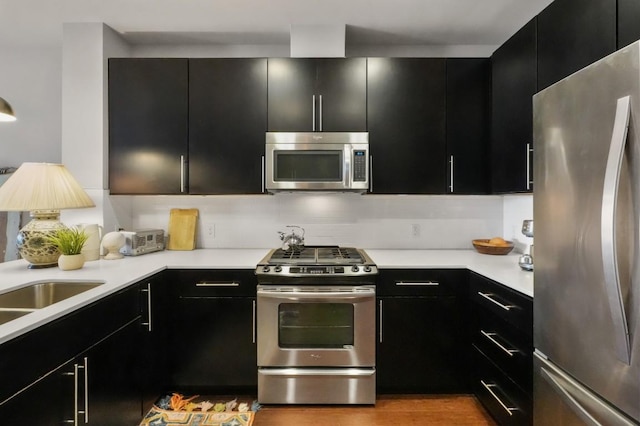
[473,347,532,426]
[472,310,532,392]
[377,269,467,296]
[469,272,532,335]
[172,270,257,297]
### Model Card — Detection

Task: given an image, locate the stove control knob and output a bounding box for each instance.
[364,265,372,273]
[262,266,271,273]
[274,265,283,273]
[351,265,360,273]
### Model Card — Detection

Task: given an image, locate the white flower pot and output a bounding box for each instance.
[58,253,85,271]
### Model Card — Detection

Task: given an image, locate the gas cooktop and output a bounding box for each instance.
[256,246,377,283]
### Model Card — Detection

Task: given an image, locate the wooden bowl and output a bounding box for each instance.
[472,239,514,255]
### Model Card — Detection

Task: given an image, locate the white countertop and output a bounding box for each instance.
[0,248,532,345]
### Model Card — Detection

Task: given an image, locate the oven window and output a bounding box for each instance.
[278,303,354,348]
[274,151,343,182]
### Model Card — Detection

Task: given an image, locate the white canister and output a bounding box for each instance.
[75,223,103,261]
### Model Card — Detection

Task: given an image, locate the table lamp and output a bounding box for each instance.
[0,97,16,122]
[0,162,95,268]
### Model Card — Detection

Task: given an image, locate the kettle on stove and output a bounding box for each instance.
[278,226,305,251]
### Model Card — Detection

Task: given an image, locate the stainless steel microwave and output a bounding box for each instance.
[265,132,369,192]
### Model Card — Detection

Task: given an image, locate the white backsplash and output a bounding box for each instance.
[121,194,513,250]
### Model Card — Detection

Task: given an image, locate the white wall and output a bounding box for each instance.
[503,194,534,253]
[0,46,62,167]
[125,194,504,250]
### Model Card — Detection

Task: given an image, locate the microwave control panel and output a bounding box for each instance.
[353,150,367,182]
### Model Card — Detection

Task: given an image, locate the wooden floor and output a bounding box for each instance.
[254,395,496,426]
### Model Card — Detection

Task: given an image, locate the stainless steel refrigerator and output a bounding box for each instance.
[533,41,640,425]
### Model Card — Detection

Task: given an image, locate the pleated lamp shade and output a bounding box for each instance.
[0,96,16,122]
[0,162,95,211]
[0,162,95,268]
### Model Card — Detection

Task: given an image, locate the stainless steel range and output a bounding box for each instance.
[255,246,377,405]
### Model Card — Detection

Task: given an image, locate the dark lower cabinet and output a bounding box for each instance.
[376,269,469,393]
[367,58,447,194]
[169,270,258,394]
[0,298,142,424]
[469,272,533,425]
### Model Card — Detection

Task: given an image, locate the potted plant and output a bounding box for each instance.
[47,227,89,271]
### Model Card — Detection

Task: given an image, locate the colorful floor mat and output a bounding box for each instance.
[140,406,255,426]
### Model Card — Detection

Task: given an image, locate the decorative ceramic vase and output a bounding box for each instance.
[58,253,85,271]
[101,231,125,260]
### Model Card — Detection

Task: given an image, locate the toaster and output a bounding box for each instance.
[120,229,165,256]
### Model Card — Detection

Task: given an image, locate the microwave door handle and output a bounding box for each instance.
[601,95,632,365]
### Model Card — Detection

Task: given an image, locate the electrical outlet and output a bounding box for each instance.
[205,223,215,238]
[411,223,420,238]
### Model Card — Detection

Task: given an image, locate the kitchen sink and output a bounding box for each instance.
[0,281,105,311]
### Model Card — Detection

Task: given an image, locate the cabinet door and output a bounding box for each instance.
[139,272,175,412]
[618,0,640,49]
[0,360,70,424]
[267,58,367,132]
[108,58,188,194]
[172,297,257,392]
[377,296,467,393]
[84,320,142,425]
[491,19,537,193]
[446,58,490,194]
[316,58,367,131]
[537,0,616,91]
[267,59,316,131]
[189,59,268,194]
[368,58,447,194]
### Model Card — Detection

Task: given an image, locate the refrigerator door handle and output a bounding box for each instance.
[540,367,604,426]
[601,95,632,365]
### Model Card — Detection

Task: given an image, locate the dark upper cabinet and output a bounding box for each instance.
[537,0,616,91]
[491,19,537,194]
[108,58,188,195]
[445,58,490,194]
[267,58,367,132]
[189,59,267,194]
[367,58,447,194]
[618,0,640,49]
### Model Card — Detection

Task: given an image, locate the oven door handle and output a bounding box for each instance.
[257,289,375,302]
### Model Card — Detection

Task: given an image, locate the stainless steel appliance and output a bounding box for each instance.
[265,132,369,192]
[119,229,165,256]
[533,41,640,425]
[518,219,534,271]
[255,246,377,404]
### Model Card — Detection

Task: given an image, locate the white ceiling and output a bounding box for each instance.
[0,0,553,50]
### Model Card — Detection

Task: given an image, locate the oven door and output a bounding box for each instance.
[257,285,376,367]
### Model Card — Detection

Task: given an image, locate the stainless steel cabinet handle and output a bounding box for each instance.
[478,292,514,311]
[396,281,439,286]
[481,380,518,416]
[449,155,454,193]
[196,281,240,287]
[319,94,323,131]
[480,330,519,357]
[252,299,256,344]
[312,95,316,131]
[261,155,265,193]
[379,300,383,343]
[369,155,373,193]
[81,357,89,423]
[601,95,632,364]
[141,283,152,332]
[526,144,533,190]
[180,155,186,193]
[62,367,78,425]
